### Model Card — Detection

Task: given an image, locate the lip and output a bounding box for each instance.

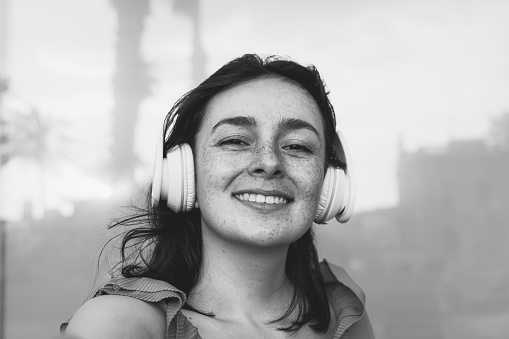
[232,189,293,211]
[232,189,293,201]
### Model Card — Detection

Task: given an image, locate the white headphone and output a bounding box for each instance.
[151,128,356,224]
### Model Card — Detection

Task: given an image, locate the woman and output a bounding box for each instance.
[62,54,375,338]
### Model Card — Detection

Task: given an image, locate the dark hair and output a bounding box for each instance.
[109,54,344,333]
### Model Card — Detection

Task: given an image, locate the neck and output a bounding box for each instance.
[188,225,294,322]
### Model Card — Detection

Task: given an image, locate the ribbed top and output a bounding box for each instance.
[62,260,375,338]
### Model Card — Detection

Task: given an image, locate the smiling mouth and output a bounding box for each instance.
[234,193,288,205]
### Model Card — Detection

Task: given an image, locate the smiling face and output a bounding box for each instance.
[194,77,326,248]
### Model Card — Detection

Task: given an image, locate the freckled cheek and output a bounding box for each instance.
[195,153,237,202]
[289,162,324,207]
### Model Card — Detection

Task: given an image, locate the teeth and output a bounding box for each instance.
[235,193,288,204]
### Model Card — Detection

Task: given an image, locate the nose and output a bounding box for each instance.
[248,144,285,178]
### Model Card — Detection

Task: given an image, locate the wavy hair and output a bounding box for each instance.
[108,54,344,333]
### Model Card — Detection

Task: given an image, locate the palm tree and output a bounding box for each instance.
[0,98,113,338]
[0,0,11,334]
[107,0,207,187]
[172,0,206,84]
[0,101,111,220]
[109,0,151,183]
[0,79,7,339]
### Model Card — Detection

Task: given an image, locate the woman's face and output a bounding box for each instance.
[194,77,326,248]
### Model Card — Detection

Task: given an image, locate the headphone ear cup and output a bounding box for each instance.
[314,167,348,224]
[164,143,196,212]
[335,130,356,223]
[336,157,356,223]
[151,130,164,208]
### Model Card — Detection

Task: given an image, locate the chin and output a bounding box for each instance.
[200,207,314,247]
[234,222,311,248]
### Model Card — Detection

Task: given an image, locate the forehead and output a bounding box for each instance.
[201,77,324,132]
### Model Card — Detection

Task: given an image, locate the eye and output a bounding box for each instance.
[218,137,250,148]
[283,143,312,153]
[220,138,246,145]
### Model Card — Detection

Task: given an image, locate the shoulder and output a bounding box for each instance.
[319,259,366,302]
[319,260,376,337]
[62,276,186,338]
[65,295,166,339]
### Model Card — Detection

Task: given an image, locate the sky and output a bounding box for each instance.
[1,0,509,219]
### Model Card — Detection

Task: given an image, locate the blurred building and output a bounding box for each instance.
[335,138,509,339]
[397,139,509,337]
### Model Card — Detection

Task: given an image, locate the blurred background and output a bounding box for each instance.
[0,0,508,338]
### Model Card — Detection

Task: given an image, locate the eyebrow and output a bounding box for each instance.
[278,117,321,138]
[211,116,257,133]
[211,115,321,138]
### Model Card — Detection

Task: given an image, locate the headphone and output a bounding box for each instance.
[151,128,356,224]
